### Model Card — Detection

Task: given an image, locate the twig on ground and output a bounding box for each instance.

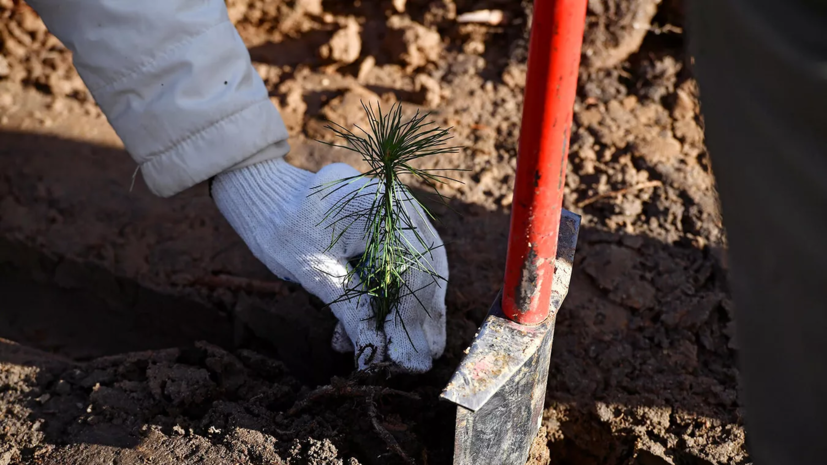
[576,180,663,208]
[368,392,416,465]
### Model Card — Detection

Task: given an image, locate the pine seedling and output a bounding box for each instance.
[312,101,460,335]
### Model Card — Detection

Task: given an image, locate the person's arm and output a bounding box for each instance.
[26,0,289,197]
[25,0,448,373]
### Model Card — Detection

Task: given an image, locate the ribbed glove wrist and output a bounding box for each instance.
[213,158,310,228]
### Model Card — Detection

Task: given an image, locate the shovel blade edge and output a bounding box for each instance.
[441,210,580,465]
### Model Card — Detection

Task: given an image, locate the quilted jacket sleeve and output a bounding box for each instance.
[26,0,290,197]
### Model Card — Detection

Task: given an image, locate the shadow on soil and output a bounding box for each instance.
[0,131,737,465]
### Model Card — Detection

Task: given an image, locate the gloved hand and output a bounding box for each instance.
[212,157,448,373]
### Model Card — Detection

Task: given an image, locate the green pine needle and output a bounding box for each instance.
[312,101,460,339]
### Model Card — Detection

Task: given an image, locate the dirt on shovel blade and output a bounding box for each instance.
[0,0,744,464]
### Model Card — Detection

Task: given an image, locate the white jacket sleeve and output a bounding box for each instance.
[26,0,290,197]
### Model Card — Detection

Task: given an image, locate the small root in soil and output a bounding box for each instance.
[287,377,420,464]
[368,391,416,465]
[287,377,420,416]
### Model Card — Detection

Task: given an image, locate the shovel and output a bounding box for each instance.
[440,1,588,463]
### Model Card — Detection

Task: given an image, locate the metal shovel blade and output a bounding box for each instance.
[440,210,580,465]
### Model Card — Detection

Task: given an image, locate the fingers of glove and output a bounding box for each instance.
[317,163,402,258]
[285,251,387,370]
[259,257,299,284]
[330,321,388,369]
[312,163,372,215]
[313,162,362,185]
[355,316,387,371]
[423,231,448,358]
[422,277,448,359]
[287,253,392,371]
[400,195,446,278]
[310,163,378,258]
[288,253,378,357]
[386,311,433,373]
[331,321,355,353]
[398,212,448,357]
[384,265,439,372]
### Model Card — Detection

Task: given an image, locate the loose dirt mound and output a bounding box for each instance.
[0,0,746,463]
[0,339,435,464]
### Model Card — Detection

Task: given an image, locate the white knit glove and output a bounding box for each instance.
[212,158,448,373]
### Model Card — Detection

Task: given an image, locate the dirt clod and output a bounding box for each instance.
[413,73,441,107]
[320,17,362,65]
[384,15,443,72]
[582,0,661,70]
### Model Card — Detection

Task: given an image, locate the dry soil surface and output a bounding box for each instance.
[0,0,746,464]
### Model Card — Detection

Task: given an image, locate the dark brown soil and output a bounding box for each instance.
[0,0,746,464]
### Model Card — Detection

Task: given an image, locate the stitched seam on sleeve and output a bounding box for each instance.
[89,20,230,93]
[140,97,273,162]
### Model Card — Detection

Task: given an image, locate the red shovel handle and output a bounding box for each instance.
[502,0,587,324]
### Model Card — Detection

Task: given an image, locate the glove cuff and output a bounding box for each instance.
[212,156,312,231]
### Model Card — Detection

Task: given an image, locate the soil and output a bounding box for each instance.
[0,0,746,464]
